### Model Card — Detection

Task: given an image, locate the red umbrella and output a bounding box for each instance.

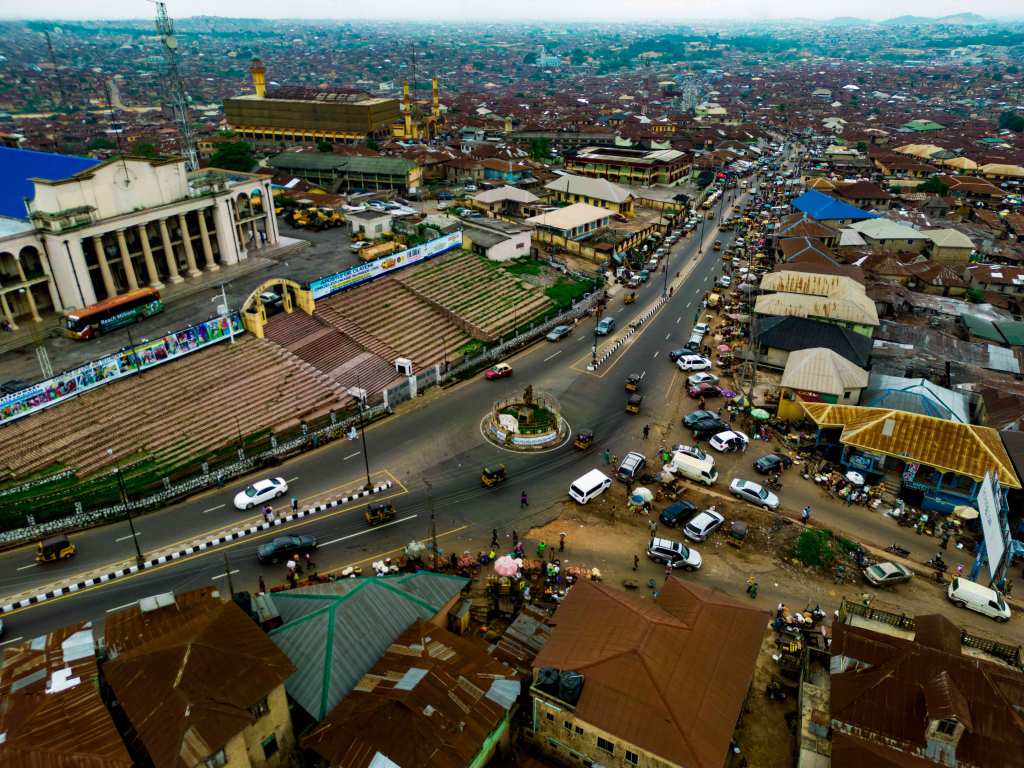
[718,343,731,352]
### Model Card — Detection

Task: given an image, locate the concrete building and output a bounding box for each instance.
[348,209,393,239]
[267,152,421,194]
[526,203,610,241]
[565,145,689,186]
[0,147,277,324]
[777,347,869,421]
[462,218,532,262]
[544,174,635,217]
[845,218,931,254]
[925,228,974,264]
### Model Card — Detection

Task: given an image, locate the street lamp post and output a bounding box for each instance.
[108,449,144,566]
[354,392,373,491]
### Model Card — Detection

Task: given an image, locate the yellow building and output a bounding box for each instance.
[544,174,635,217]
[390,78,445,140]
[565,145,689,186]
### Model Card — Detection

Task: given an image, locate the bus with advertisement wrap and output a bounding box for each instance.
[63,288,164,340]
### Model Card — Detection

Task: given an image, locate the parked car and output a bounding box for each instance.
[687,382,723,399]
[692,323,709,335]
[595,317,616,336]
[659,500,698,528]
[676,355,712,371]
[437,191,454,201]
[485,363,513,380]
[729,478,779,510]
[616,451,647,483]
[349,241,370,252]
[863,562,913,587]
[670,444,708,462]
[234,477,288,510]
[546,325,572,342]
[687,372,719,387]
[669,348,690,362]
[753,453,793,474]
[647,537,702,571]
[717,276,732,288]
[682,410,718,427]
[683,508,726,542]
[256,534,318,564]
[691,417,729,438]
[709,430,749,452]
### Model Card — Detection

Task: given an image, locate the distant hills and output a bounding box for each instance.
[821,13,989,27]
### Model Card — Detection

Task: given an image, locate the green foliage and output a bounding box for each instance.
[129,141,159,158]
[966,285,984,304]
[87,137,116,151]
[998,111,1024,133]
[210,141,256,172]
[918,177,950,195]
[528,137,551,160]
[794,528,836,568]
[545,277,592,307]
[523,51,538,65]
[366,137,380,151]
[317,140,333,153]
[856,141,868,153]
[503,260,541,276]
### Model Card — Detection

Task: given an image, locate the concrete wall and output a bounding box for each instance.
[239,684,295,768]
[32,159,189,220]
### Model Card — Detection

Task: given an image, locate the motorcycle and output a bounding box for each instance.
[926,556,948,573]
[885,543,911,558]
[765,476,783,491]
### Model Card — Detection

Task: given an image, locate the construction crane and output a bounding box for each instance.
[149,0,197,170]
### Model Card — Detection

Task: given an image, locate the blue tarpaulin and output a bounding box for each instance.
[0,146,101,220]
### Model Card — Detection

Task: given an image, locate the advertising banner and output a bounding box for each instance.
[0,313,244,428]
[976,472,1006,581]
[310,230,463,300]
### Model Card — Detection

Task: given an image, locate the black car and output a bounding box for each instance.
[682,410,718,427]
[256,534,318,564]
[753,453,794,474]
[669,348,689,362]
[691,417,729,438]
[659,500,698,528]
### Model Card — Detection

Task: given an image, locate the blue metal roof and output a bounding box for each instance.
[791,189,879,222]
[0,147,102,221]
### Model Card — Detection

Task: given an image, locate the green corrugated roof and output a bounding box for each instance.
[269,152,414,175]
[995,320,1024,347]
[960,313,1003,343]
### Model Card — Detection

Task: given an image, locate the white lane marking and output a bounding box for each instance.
[686,301,692,308]
[115,532,141,543]
[202,504,225,514]
[617,308,625,314]
[577,335,586,341]
[676,316,682,324]
[286,476,299,483]
[640,370,647,379]
[320,514,418,547]
[0,636,24,646]
[653,351,660,359]
[212,569,241,581]
[106,601,139,614]
[16,563,36,571]
[343,451,361,460]
[543,350,562,362]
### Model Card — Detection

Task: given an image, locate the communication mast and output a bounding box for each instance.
[43,31,68,110]
[151,1,197,170]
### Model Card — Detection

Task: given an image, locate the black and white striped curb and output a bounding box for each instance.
[0,480,394,615]
[587,295,670,371]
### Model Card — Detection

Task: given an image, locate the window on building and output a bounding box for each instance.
[262,734,279,759]
[574,725,584,735]
[937,719,958,736]
[202,749,227,768]
[596,736,614,754]
[248,696,270,720]
[625,749,639,765]
[545,712,555,722]
[564,720,573,731]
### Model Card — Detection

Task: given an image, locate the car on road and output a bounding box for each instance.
[234,477,289,510]
[659,500,698,528]
[437,191,454,201]
[709,430,749,452]
[717,275,732,288]
[349,241,370,252]
[256,534,318,564]
[683,410,718,427]
[647,537,702,571]
[546,325,572,342]
[691,417,729,438]
[683,508,726,542]
[671,443,708,462]
[863,561,913,587]
[729,478,779,510]
[669,348,691,362]
[595,317,616,336]
[676,355,712,371]
[687,372,719,387]
[687,381,724,399]
[692,323,709,335]
[753,453,793,474]
[485,363,513,380]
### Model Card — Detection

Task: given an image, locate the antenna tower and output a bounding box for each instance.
[151,1,197,170]
[43,31,68,110]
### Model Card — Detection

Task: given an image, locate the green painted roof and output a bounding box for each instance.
[267,573,468,721]
[961,313,1003,343]
[995,321,1024,347]
[269,152,415,175]
[902,120,944,132]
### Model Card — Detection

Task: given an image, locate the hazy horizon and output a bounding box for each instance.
[2,1,1023,23]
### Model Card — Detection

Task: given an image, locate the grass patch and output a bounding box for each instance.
[459,339,485,357]
[793,528,836,568]
[503,261,542,276]
[545,277,593,307]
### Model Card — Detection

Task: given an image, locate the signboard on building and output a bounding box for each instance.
[0,313,244,428]
[976,471,1006,581]
[309,230,463,300]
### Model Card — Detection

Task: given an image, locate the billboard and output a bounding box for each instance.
[0,313,244,428]
[310,230,463,300]
[976,472,1006,582]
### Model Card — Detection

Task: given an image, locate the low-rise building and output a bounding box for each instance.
[348,209,393,239]
[526,203,610,241]
[790,190,879,226]
[565,145,689,186]
[267,152,421,194]
[845,218,931,254]
[926,228,974,264]
[462,217,532,261]
[755,271,880,336]
[471,185,539,217]
[777,347,869,421]
[544,174,635,217]
[963,264,1024,296]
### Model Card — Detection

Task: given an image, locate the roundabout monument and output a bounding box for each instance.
[482,385,570,451]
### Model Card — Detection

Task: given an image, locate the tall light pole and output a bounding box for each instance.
[349,385,373,490]
[212,284,235,344]
[108,448,144,566]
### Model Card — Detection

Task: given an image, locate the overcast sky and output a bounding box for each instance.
[4,0,1022,21]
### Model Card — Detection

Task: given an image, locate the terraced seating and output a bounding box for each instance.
[322,279,470,371]
[393,251,553,339]
[0,337,350,482]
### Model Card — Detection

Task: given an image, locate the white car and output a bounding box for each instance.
[687,372,719,387]
[676,355,712,371]
[349,241,370,252]
[647,537,702,571]
[684,508,726,542]
[717,276,732,288]
[234,477,289,510]
[729,478,779,510]
[709,430,749,452]
[693,322,709,335]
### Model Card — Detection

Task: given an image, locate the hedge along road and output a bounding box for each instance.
[0,197,738,636]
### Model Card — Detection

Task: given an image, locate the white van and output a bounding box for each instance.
[569,469,612,504]
[668,451,718,486]
[947,578,1010,623]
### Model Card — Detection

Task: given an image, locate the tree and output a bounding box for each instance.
[210,141,256,172]
[918,177,949,195]
[87,137,116,151]
[855,141,868,153]
[317,140,333,153]
[966,285,984,304]
[528,137,551,161]
[129,141,159,158]
[523,51,538,65]
[998,111,1024,133]
[570,48,586,66]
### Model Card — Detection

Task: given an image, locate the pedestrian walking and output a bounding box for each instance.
[258,575,267,594]
[664,562,673,580]
[491,528,499,548]
[603,448,611,465]
[559,533,566,552]
[699,396,706,410]
[801,505,811,525]
[776,602,785,620]
[940,531,950,550]
[305,551,315,571]
[512,529,519,547]
[291,496,299,513]
[956,563,964,577]
[642,424,650,440]
[633,554,640,571]
[263,505,275,524]
[611,454,618,467]
[520,490,529,508]
[286,557,297,576]
[537,541,546,558]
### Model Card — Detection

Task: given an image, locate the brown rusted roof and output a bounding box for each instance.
[104,590,295,768]
[831,619,1024,768]
[0,622,132,768]
[531,578,767,768]
[301,620,518,768]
